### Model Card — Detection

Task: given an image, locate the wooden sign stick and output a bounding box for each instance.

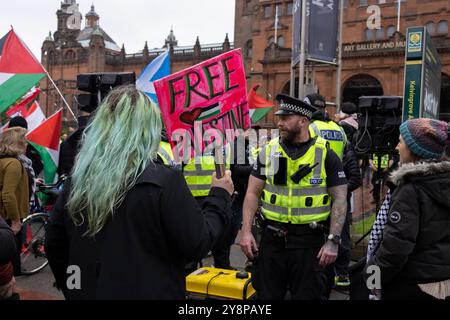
[214,145,226,179]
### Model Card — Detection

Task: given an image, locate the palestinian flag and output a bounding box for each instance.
[2,101,46,133]
[0,29,46,114]
[5,87,41,118]
[248,85,274,123]
[26,110,62,184]
[23,102,46,133]
[197,103,221,122]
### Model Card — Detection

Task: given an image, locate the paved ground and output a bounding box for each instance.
[15,265,64,300]
[16,234,348,300]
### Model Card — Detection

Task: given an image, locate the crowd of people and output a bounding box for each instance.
[1,84,450,300]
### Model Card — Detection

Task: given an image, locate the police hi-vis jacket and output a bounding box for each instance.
[260,136,331,225]
[309,120,347,160]
[372,154,390,169]
[183,147,231,198]
[158,141,175,166]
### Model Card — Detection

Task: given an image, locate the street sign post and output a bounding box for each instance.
[403,26,442,121]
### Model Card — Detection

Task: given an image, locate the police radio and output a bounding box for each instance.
[290,163,319,184]
[273,157,288,185]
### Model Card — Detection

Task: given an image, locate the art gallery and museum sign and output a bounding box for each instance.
[343,40,407,53]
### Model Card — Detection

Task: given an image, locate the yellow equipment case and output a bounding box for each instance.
[186,267,256,300]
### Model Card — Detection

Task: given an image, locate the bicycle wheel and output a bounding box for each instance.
[20,213,50,275]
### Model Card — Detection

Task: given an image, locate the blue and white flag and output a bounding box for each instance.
[136,50,170,104]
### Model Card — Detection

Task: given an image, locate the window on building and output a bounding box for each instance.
[426,21,436,35]
[245,0,251,10]
[359,0,368,6]
[438,20,448,35]
[277,36,285,47]
[387,25,396,38]
[378,0,386,4]
[276,3,283,16]
[376,27,385,40]
[65,50,76,60]
[246,40,253,58]
[287,2,293,15]
[365,28,374,41]
[268,36,275,45]
[264,5,272,18]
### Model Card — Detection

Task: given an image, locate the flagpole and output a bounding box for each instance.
[275,5,279,43]
[336,0,344,113]
[43,69,78,124]
[10,28,77,124]
[397,0,401,32]
[298,0,307,99]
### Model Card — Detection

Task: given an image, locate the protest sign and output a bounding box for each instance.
[154,49,250,161]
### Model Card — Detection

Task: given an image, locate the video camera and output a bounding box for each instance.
[353,96,403,156]
[76,72,136,113]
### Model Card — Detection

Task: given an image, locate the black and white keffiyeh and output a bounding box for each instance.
[18,154,36,203]
[367,190,392,262]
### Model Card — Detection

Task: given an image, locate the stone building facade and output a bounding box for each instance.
[234,0,450,127]
[40,0,232,124]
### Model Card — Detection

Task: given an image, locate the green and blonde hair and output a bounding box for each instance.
[68,85,162,236]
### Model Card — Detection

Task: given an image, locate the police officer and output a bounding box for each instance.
[306,94,347,160]
[240,94,348,300]
[156,127,179,168]
[183,145,231,270]
[183,149,230,199]
[369,153,393,173]
[369,152,394,204]
[157,141,174,166]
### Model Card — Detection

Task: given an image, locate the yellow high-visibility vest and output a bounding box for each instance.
[260,137,331,225]
[309,120,347,160]
[158,141,175,166]
[183,147,231,198]
[250,146,261,165]
[373,154,390,169]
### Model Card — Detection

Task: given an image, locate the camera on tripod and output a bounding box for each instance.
[76,72,136,113]
[353,96,403,156]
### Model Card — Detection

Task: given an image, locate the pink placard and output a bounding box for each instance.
[154,49,250,160]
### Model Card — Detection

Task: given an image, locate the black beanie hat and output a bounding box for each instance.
[9,116,28,130]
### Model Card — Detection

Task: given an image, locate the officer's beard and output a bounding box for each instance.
[280,124,302,143]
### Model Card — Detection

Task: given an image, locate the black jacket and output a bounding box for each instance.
[57,116,90,176]
[45,163,231,300]
[0,218,16,265]
[26,144,43,176]
[366,161,450,287]
[57,129,83,177]
[343,143,362,197]
[230,138,253,205]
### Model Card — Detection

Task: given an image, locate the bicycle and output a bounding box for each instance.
[20,175,67,275]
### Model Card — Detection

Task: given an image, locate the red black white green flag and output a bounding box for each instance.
[26,110,62,184]
[0,29,46,114]
[248,85,274,124]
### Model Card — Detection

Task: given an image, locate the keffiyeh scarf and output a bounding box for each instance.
[18,154,36,203]
[367,190,392,262]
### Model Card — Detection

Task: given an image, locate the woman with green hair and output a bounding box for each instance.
[45,85,234,300]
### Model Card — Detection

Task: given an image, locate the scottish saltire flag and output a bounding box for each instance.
[136,50,170,104]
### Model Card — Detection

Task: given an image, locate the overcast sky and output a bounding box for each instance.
[0,0,235,58]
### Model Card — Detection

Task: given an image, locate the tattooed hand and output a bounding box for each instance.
[317,241,339,267]
[328,184,348,237]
